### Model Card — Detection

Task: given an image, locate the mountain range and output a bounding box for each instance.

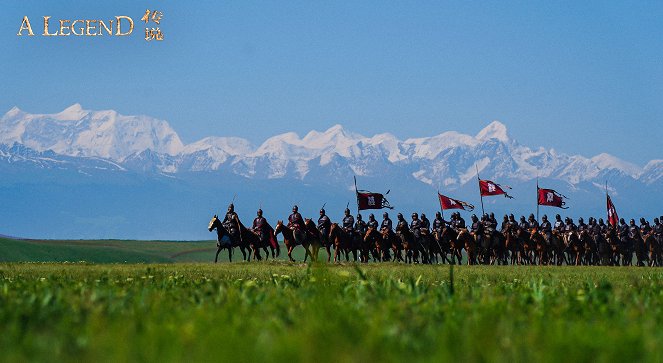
[1,104,661,239]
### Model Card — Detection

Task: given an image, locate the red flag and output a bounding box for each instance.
[479,179,513,198]
[537,188,568,209]
[438,193,474,211]
[607,195,619,227]
[357,192,394,210]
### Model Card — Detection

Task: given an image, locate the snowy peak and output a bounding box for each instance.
[55,103,88,120]
[476,121,510,142]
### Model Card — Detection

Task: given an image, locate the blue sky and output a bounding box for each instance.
[2,1,662,164]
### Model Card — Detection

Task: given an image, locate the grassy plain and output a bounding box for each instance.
[1,262,663,362]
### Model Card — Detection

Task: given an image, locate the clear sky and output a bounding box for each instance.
[2,1,662,164]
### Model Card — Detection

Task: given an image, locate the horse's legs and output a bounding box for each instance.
[228,247,233,262]
[215,247,222,263]
[288,246,295,262]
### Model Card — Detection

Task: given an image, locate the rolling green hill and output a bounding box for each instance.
[0,237,308,263]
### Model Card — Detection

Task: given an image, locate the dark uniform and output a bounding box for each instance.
[420,214,431,232]
[342,209,354,234]
[355,214,367,236]
[554,215,565,232]
[318,209,331,242]
[528,214,539,230]
[433,212,446,233]
[541,215,552,241]
[222,203,240,241]
[381,212,393,232]
[367,214,379,230]
[288,205,305,244]
[396,213,408,234]
[640,218,652,235]
[654,218,663,245]
[519,216,529,232]
[252,209,268,242]
[410,213,422,239]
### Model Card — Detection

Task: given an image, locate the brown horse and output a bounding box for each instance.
[457,229,476,265]
[438,227,462,265]
[365,227,389,262]
[381,228,403,262]
[395,223,415,263]
[275,220,313,262]
[529,229,548,265]
[329,223,352,262]
[644,231,661,267]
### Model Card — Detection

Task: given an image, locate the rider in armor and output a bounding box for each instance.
[367,213,379,230]
[381,212,393,232]
[640,218,652,235]
[252,209,268,242]
[528,214,539,230]
[488,213,498,230]
[342,208,355,234]
[420,213,431,232]
[598,218,608,233]
[222,203,240,241]
[617,218,629,237]
[453,212,466,230]
[355,214,367,236]
[577,217,587,232]
[541,215,552,241]
[554,214,564,232]
[654,218,663,244]
[564,217,577,233]
[519,216,529,231]
[396,213,408,234]
[410,213,422,239]
[629,219,639,239]
[317,208,331,243]
[470,215,483,243]
[433,212,446,233]
[288,205,305,244]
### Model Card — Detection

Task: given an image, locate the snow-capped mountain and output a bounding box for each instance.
[0,104,660,239]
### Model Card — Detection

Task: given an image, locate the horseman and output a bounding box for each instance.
[541,215,552,242]
[506,214,517,232]
[654,218,663,244]
[640,218,652,235]
[470,214,483,243]
[396,213,408,235]
[317,208,331,243]
[355,214,367,236]
[554,214,565,232]
[518,216,529,232]
[252,209,268,243]
[577,217,587,232]
[381,212,393,232]
[488,213,498,231]
[528,214,539,230]
[367,213,379,230]
[410,213,422,240]
[420,213,431,232]
[288,205,305,245]
[617,218,628,238]
[482,214,495,241]
[451,212,466,231]
[342,208,355,235]
[598,218,608,234]
[222,203,241,242]
[500,215,509,232]
[564,217,577,233]
[629,219,639,239]
[433,212,446,234]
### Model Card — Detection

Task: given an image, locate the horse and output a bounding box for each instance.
[438,227,462,265]
[365,227,389,262]
[395,223,416,263]
[275,220,313,262]
[644,231,661,267]
[632,230,648,267]
[529,229,548,265]
[549,230,567,266]
[457,229,476,265]
[381,228,403,262]
[306,219,333,262]
[209,215,234,262]
[329,223,352,262]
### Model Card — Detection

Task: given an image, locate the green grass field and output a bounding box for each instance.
[2,262,663,362]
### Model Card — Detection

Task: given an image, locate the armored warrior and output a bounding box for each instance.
[222,203,240,241]
[381,212,393,232]
[367,213,379,230]
[355,214,367,235]
[342,208,355,234]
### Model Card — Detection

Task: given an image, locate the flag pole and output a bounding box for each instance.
[476,164,485,216]
[437,191,445,221]
[536,177,540,223]
[354,176,359,215]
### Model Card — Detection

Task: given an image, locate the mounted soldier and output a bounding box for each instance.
[342,208,355,235]
[381,212,393,232]
[640,218,652,235]
[288,205,305,245]
[541,215,552,242]
[410,213,422,240]
[222,203,241,242]
[433,212,446,234]
[395,213,408,235]
[317,208,331,244]
[519,216,529,232]
[528,214,539,230]
[420,213,431,232]
[577,217,587,232]
[355,213,367,236]
[367,213,379,230]
[252,209,268,244]
[553,214,565,232]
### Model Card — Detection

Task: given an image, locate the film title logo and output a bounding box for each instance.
[16,9,165,41]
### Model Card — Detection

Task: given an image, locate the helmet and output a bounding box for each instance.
[520,216,526,222]
[257,209,263,216]
[421,213,426,219]
[228,203,234,212]
[529,214,535,220]
[369,213,375,219]
[383,212,388,218]
[357,214,362,220]
[490,212,495,219]
[320,208,325,215]
[509,214,515,219]
[471,214,478,221]
[397,213,403,219]
[630,219,636,225]
[542,215,548,221]
[292,205,298,212]
[640,217,646,224]
[344,208,350,215]
[578,217,584,223]
[412,213,418,218]
[435,212,441,217]
[655,218,660,224]
[556,214,561,220]
[620,218,625,224]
